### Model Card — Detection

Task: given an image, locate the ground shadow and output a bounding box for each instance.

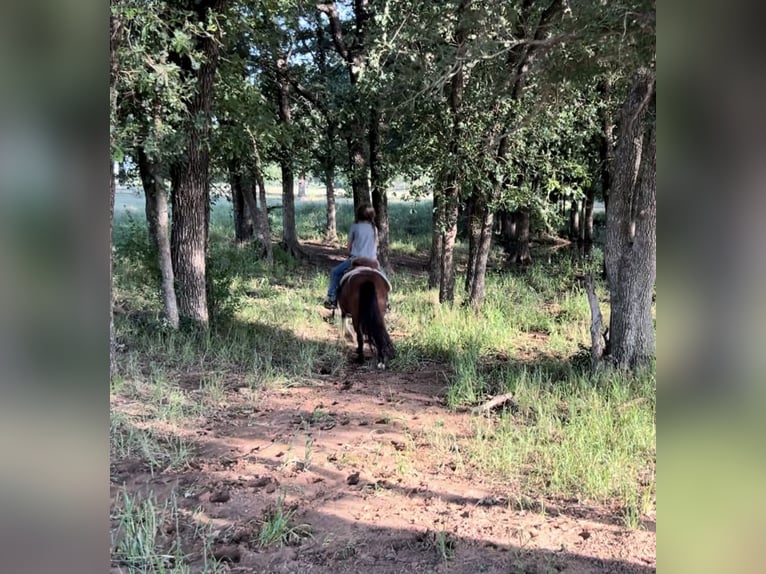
[112,441,655,574]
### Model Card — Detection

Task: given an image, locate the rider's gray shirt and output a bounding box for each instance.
[349,222,377,260]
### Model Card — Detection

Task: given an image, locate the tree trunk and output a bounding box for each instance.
[569,199,580,241]
[467,128,507,306]
[429,190,443,289]
[250,132,272,262]
[241,173,271,258]
[468,202,495,309]
[349,137,370,208]
[599,77,614,214]
[253,172,272,262]
[229,167,254,243]
[168,0,226,329]
[233,168,261,251]
[584,273,605,369]
[318,0,371,209]
[510,207,531,265]
[437,0,470,304]
[464,192,480,294]
[369,107,391,272]
[346,41,369,211]
[600,114,609,278]
[439,187,460,304]
[606,71,653,292]
[584,186,595,244]
[275,65,302,257]
[372,187,391,273]
[142,162,159,249]
[280,157,301,256]
[324,163,337,242]
[500,209,516,248]
[297,173,307,198]
[606,70,656,370]
[171,158,210,328]
[139,147,179,328]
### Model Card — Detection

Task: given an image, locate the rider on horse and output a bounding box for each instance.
[323,204,387,309]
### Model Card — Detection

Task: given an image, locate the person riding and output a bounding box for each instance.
[323,203,380,309]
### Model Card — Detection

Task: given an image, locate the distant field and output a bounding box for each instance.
[115,184,600,218]
[114,182,431,217]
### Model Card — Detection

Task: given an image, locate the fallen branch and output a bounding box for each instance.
[471,392,518,415]
[267,205,283,213]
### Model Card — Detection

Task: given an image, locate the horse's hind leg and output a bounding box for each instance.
[341,315,355,341]
[376,350,386,370]
[356,327,365,363]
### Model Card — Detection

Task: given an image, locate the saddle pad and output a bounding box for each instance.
[339,266,392,291]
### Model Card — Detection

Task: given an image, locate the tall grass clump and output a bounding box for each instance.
[111,489,224,573]
[467,365,655,507]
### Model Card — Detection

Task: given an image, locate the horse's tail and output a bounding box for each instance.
[359,280,394,360]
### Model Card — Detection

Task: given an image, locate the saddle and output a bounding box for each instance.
[339,264,392,292]
[350,257,379,270]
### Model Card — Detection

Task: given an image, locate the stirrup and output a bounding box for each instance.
[323,298,337,310]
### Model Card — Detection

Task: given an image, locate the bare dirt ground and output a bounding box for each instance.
[110,243,655,574]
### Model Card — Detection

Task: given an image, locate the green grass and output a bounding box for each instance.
[110,411,194,473]
[258,496,312,547]
[434,530,456,562]
[111,489,224,573]
[112,197,655,516]
[466,365,655,504]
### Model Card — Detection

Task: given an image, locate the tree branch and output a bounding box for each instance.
[623,70,656,137]
[287,75,324,111]
[471,392,519,415]
[317,3,350,61]
[510,0,564,99]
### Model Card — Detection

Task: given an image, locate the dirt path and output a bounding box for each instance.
[112,367,654,574]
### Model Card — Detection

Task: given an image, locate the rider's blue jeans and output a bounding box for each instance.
[327,258,353,301]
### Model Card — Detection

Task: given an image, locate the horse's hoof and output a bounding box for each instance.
[377,362,386,370]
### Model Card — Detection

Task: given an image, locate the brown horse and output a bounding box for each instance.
[337,263,394,369]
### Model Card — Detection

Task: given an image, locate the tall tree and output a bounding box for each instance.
[604,69,656,369]
[137,147,179,327]
[437,0,471,304]
[168,0,229,328]
[286,12,345,243]
[215,20,274,262]
[317,1,372,208]
[253,4,306,258]
[274,52,302,256]
[113,0,188,328]
[464,0,564,309]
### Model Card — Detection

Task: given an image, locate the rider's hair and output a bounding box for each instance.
[355,203,376,224]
